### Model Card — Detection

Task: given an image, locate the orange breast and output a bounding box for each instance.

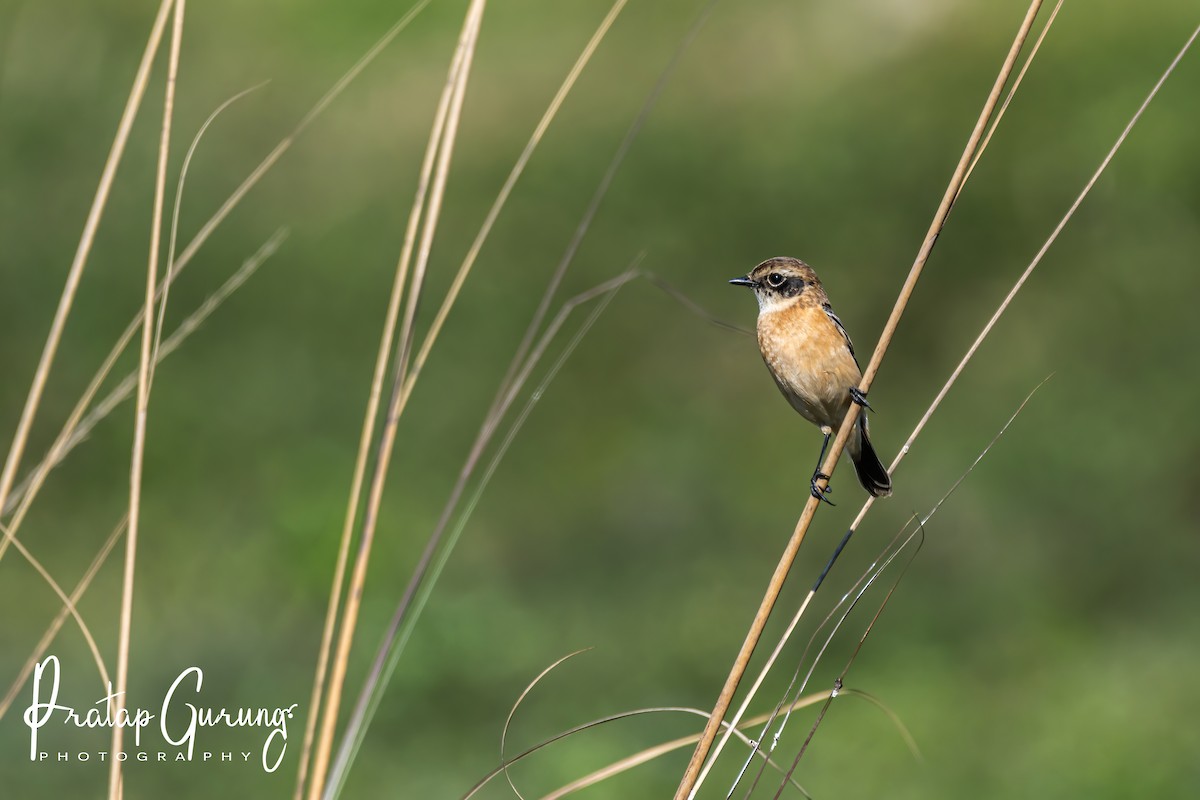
[756,304,862,431]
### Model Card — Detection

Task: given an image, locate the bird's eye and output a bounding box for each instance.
[766,272,785,288]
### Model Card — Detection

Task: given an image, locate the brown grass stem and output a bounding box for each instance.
[0,81,267,563]
[392,8,480,385]
[483,0,714,411]
[1,232,283,540]
[673,4,1046,797]
[897,20,1200,487]
[831,16,1200,585]
[152,81,269,379]
[304,6,487,799]
[0,81,267,538]
[0,0,174,566]
[324,268,638,798]
[963,0,1064,186]
[413,0,631,412]
[326,25,721,757]
[305,2,635,791]
[763,384,1045,797]
[289,44,456,800]
[0,522,112,699]
[165,0,432,295]
[0,238,273,725]
[0,517,127,720]
[694,6,1078,785]
[109,4,184,796]
[464,692,860,800]
[292,9,466,798]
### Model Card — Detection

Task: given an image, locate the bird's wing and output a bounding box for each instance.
[821,302,858,365]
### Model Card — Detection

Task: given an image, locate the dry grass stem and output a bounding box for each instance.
[393,15,479,382]
[464,694,839,800]
[836,17,1200,560]
[2,231,283,542]
[709,378,1048,798]
[304,5,487,798]
[0,522,112,696]
[762,384,1046,795]
[310,1,635,791]
[693,7,1194,788]
[109,4,184,796]
[691,7,1072,778]
[325,269,637,798]
[292,13,466,799]
[166,0,432,291]
[152,82,269,370]
[674,4,1047,796]
[0,50,267,540]
[305,8,692,783]
[0,517,127,720]
[324,25,729,750]
[501,649,594,799]
[290,18,463,800]
[964,0,1065,184]
[0,0,174,565]
[901,21,1200,478]
[425,0,631,408]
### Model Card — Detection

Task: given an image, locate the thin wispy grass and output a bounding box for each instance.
[299,2,649,795]
[710,23,1200,780]
[325,267,640,799]
[0,230,284,538]
[0,520,112,697]
[0,516,126,720]
[674,3,1050,794]
[289,8,473,796]
[685,14,1200,796]
[462,697,828,800]
[109,3,185,796]
[0,0,175,562]
[742,381,1047,799]
[5,8,443,785]
[0,224,283,728]
[460,373,1041,799]
[505,377,1044,800]
[0,80,274,667]
[0,3,444,532]
[467,649,916,800]
[316,2,722,795]
[302,4,488,797]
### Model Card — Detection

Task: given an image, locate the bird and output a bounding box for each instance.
[730,256,892,501]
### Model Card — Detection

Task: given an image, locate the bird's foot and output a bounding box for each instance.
[810,472,836,506]
[849,387,873,411]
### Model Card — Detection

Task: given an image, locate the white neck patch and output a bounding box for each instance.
[755,290,798,314]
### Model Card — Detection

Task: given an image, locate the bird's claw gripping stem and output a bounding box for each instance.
[849,387,873,411]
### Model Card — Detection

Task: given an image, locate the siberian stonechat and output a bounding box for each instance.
[730,256,892,501]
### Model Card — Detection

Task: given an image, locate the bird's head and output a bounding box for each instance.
[729,257,823,312]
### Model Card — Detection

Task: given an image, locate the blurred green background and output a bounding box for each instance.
[2,0,1198,797]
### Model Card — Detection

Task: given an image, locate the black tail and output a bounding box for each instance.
[852,416,892,498]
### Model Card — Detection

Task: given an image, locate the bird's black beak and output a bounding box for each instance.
[728,276,758,288]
